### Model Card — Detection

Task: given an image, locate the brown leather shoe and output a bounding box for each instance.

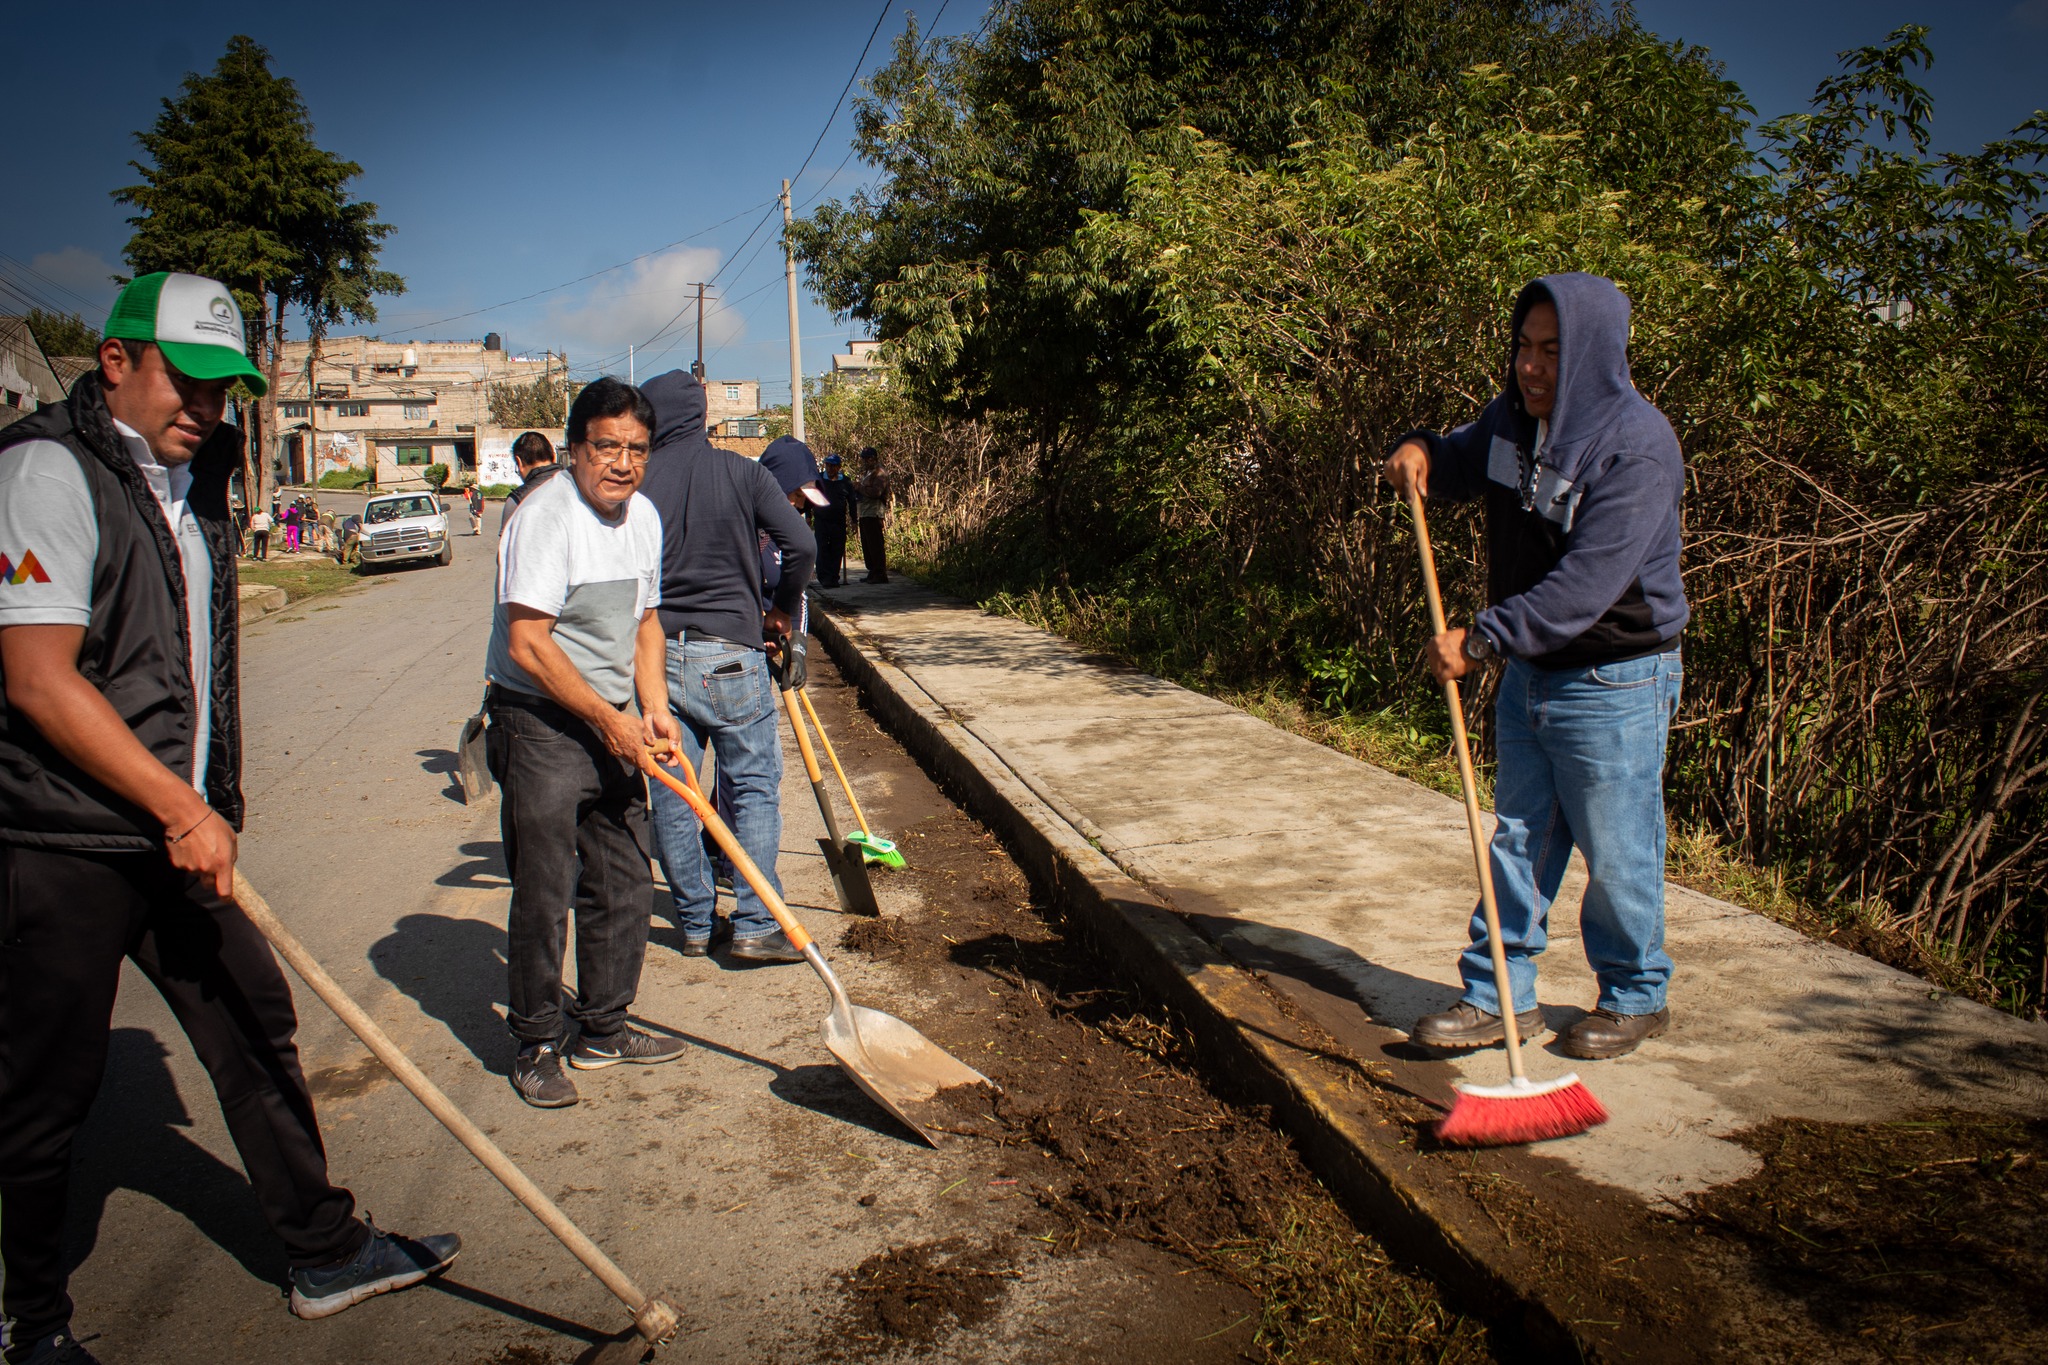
[1410,1002,1547,1050]
[1561,1007,1669,1060]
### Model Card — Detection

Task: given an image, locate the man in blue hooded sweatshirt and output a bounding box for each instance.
[1384,273,1687,1061]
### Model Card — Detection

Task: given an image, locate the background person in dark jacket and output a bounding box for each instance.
[1384,271,1687,1062]
[811,453,855,586]
[636,371,815,960]
[0,273,457,1365]
[499,430,562,536]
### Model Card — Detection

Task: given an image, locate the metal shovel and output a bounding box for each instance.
[781,683,882,916]
[640,747,993,1145]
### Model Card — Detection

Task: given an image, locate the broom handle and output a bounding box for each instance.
[799,686,873,838]
[228,870,662,1318]
[642,748,815,954]
[1407,490,1528,1084]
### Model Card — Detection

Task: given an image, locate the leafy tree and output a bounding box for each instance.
[25,309,100,358]
[115,35,403,503]
[486,376,567,428]
[421,462,450,491]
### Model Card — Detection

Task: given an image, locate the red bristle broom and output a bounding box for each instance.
[1406,487,1608,1146]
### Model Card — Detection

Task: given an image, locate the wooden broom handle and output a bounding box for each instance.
[1406,489,1529,1082]
[799,687,873,838]
[228,870,678,1341]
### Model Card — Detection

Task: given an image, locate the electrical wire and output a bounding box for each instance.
[790,0,896,197]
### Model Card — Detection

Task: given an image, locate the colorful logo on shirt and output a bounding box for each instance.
[0,551,52,585]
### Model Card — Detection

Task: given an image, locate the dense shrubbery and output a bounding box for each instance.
[795,1,2048,1012]
[316,466,371,489]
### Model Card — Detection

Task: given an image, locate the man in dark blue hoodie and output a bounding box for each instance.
[1384,272,1687,1061]
[637,372,816,960]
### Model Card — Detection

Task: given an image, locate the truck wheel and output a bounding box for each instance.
[436,541,453,567]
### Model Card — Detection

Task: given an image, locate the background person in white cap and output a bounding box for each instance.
[0,272,459,1365]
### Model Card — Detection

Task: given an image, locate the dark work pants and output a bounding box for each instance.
[0,845,365,1346]
[815,527,847,586]
[251,530,269,560]
[858,517,888,582]
[486,692,653,1046]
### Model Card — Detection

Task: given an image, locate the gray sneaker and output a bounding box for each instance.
[1410,1003,1547,1050]
[569,1026,688,1070]
[288,1224,461,1320]
[512,1041,578,1107]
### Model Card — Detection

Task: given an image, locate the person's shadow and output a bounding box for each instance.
[369,913,516,1076]
[65,1028,285,1289]
[416,748,464,805]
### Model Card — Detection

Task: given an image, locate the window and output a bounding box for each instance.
[282,402,308,418]
[394,445,431,466]
[335,402,370,418]
[402,403,430,420]
[724,384,740,402]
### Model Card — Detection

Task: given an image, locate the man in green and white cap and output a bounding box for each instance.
[0,274,459,1365]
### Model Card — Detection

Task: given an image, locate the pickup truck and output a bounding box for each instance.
[347,491,452,569]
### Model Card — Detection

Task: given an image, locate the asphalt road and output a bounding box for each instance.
[56,499,1231,1364]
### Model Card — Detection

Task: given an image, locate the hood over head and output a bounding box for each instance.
[760,435,828,505]
[642,369,707,451]
[1507,272,1646,492]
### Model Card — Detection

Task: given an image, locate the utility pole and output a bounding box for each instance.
[628,345,635,386]
[782,179,805,442]
[692,283,706,381]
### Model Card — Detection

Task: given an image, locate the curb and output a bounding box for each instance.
[238,584,289,624]
[810,594,1631,1364]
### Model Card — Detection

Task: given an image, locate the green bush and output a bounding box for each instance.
[316,467,370,490]
[479,484,514,498]
[421,462,449,490]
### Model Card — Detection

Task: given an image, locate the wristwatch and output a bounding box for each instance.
[1462,628,1497,664]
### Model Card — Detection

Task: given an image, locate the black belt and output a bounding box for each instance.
[666,627,757,649]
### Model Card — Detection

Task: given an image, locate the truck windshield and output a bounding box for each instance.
[366,496,438,524]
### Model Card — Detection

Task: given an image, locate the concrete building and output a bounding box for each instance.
[829,337,885,387]
[270,333,565,487]
[0,316,66,430]
[705,377,761,435]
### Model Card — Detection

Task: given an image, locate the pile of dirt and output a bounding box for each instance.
[1688,1110,2048,1359]
[839,1237,1018,1346]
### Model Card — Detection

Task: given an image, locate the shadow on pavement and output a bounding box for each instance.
[427,1276,611,1345]
[628,1018,928,1145]
[416,748,465,805]
[369,913,511,1075]
[66,1028,284,1288]
[437,840,510,889]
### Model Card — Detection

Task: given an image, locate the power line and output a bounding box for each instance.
[798,0,956,212]
[0,252,105,316]
[367,197,776,340]
[790,0,896,197]
[634,200,782,352]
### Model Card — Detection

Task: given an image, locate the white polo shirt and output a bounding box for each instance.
[0,420,215,791]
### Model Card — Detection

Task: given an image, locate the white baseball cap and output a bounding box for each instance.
[105,272,269,396]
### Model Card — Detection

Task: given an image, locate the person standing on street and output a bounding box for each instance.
[811,453,855,587]
[248,503,271,560]
[483,377,687,1108]
[466,480,485,536]
[0,273,460,1365]
[636,371,816,961]
[500,430,562,536]
[854,446,891,583]
[1384,272,1687,1062]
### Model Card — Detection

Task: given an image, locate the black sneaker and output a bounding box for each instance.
[569,1026,688,1070]
[729,929,806,963]
[511,1041,579,1107]
[6,1330,102,1365]
[288,1224,461,1320]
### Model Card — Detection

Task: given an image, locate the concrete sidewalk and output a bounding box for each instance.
[811,574,2048,1357]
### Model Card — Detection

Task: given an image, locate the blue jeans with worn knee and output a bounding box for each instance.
[646,638,785,940]
[1459,649,1682,1018]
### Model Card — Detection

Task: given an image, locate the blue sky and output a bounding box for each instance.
[3,1,2042,400]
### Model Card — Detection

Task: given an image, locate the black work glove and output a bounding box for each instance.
[768,630,808,692]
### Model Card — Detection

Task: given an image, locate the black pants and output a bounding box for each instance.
[0,845,365,1346]
[858,517,888,582]
[486,692,652,1046]
[815,527,847,586]
[252,530,269,560]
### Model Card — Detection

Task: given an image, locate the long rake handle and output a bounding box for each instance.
[228,870,675,1339]
[641,749,815,954]
[782,687,848,846]
[798,687,873,838]
[1406,490,1529,1084]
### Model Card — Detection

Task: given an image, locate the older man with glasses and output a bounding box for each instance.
[483,376,686,1108]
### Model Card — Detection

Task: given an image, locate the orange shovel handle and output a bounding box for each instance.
[641,747,812,953]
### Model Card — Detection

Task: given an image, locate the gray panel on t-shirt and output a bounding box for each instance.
[487,578,642,706]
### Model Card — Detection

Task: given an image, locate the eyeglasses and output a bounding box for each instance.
[580,438,651,465]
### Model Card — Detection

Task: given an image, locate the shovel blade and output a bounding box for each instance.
[455,711,493,805]
[822,1004,994,1146]
[817,836,882,917]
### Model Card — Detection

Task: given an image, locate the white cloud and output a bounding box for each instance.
[27,247,121,317]
[543,246,746,368]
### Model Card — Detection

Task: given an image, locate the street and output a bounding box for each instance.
[58,500,1292,1365]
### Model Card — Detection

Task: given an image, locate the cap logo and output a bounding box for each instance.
[210,296,235,324]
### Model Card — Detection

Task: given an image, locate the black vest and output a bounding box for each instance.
[0,374,245,848]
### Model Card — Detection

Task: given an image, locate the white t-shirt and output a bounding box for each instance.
[484,473,662,707]
[0,420,215,791]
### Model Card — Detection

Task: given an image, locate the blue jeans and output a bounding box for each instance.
[1459,650,1683,1018]
[646,638,785,940]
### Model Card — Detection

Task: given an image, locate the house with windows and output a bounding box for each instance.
[0,316,66,430]
[270,332,564,486]
[829,337,885,388]
[705,378,761,437]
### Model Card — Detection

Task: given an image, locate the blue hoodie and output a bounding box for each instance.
[1411,272,1687,667]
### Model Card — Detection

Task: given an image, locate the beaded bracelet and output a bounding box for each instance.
[166,810,215,845]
